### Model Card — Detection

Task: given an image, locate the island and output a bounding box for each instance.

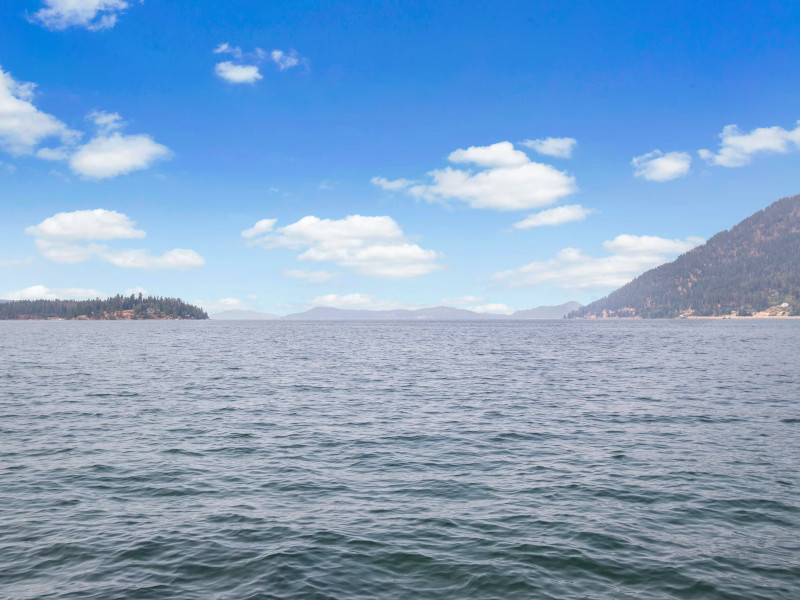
[0,294,208,320]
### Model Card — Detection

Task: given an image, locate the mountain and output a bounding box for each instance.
[211,309,279,320]
[571,194,800,318]
[282,303,580,320]
[512,301,582,319]
[282,306,500,320]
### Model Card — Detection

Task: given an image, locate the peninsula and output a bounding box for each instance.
[0,295,208,320]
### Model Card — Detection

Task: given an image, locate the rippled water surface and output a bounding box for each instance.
[1,320,799,599]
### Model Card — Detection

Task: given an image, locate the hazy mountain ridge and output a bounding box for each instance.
[212,302,581,320]
[571,194,800,318]
[211,309,280,320]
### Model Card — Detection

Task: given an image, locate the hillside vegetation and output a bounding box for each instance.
[0,294,208,320]
[571,194,800,318]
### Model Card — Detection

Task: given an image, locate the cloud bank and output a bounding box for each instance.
[699,121,800,167]
[26,209,204,269]
[374,141,577,211]
[632,150,692,182]
[514,205,594,229]
[214,44,305,84]
[493,234,704,290]
[520,137,577,159]
[243,214,440,278]
[32,0,129,31]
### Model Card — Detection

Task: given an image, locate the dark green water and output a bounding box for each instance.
[1,320,798,599]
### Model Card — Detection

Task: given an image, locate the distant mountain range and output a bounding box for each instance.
[571,194,800,318]
[211,301,581,320]
[211,309,280,320]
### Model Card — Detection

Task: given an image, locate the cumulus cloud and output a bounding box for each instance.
[0,67,79,156]
[283,269,338,283]
[520,137,577,159]
[513,204,594,229]
[632,150,692,182]
[371,176,415,191]
[448,141,530,168]
[2,285,105,301]
[270,50,302,71]
[101,248,204,269]
[307,293,417,311]
[1,71,167,180]
[215,61,262,84]
[214,44,305,84]
[492,234,704,290]
[244,215,440,278]
[603,234,705,256]
[67,111,170,178]
[32,0,129,31]
[25,208,145,241]
[26,209,204,270]
[391,141,576,211]
[699,121,800,167]
[241,218,277,239]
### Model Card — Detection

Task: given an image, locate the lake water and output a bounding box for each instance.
[1,320,798,599]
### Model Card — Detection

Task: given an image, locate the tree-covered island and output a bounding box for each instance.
[0,294,208,320]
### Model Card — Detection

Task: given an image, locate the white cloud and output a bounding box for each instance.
[441,295,483,305]
[0,67,79,156]
[271,50,301,71]
[32,0,129,31]
[68,111,171,179]
[0,73,164,179]
[469,303,516,315]
[283,269,338,283]
[245,215,441,278]
[492,235,704,290]
[371,176,415,190]
[307,293,416,311]
[102,248,204,269]
[400,141,576,211]
[603,234,705,256]
[520,137,577,159]
[194,297,256,314]
[632,150,692,182]
[26,209,204,270]
[25,209,145,241]
[513,204,593,229]
[213,45,305,84]
[448,141,530,168]
[215,61,263,84]
[213,43,242,58]
[241,218,277,239]
[699,121,800,167]
[2,285,105,301]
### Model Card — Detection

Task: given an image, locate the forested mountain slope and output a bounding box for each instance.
[571,194,800,318]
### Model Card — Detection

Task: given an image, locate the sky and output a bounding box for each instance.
[1,0,799,315]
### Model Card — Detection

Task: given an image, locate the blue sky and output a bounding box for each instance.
[2,0,799,314]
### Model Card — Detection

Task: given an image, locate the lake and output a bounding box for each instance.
[1,320,798,599]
